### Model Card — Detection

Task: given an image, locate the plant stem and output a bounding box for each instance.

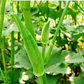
[2,36,5,49]
[59,1,61,11]
[17,1,20,43]
[58,30,60,47]
[11,31,14,70]
[17,1,19,15]
[46,1,49,21]
[20,1,35,39]
[38,76,44,84]
[0,0,6,43]
[1,40,8,83]
[0,68,6,83]
[44,1,70,65]
[58,1,61,47]
[42,73,48,84]
[42,44,46,60]
[42,45,48,84]
[18,32,20,42]
[52,1,70,45]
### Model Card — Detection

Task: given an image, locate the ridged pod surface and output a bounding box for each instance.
[12,14,44,76]
[41,21,50,44]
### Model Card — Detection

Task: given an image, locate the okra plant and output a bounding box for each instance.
[41,21,50,59]
[12,1,70,84]
[1,0,84,84]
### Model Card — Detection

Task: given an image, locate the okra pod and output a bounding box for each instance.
[41,21,50,44]
[12,14,44,76]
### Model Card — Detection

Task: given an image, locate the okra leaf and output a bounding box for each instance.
[8,69,21,84]
[39,2,62,19]
[2,22,19,36]
[3,17,9,29]
[38,46,61,57]
[14,48,32,69]
[5,1,12,14]
[62,25,75,32]
[39,2,48,15]
[79,49,84,56]
[47,74,61,84]
[47,49,84,66]
[76,25,84,33]
[72,25,84,40]
[72,33,84,41]
[62,51,84,64]
[36,74,61,84]
[69,77,84,84]
[45,63,71,75]
[45,48,84,75]
[61,25,84,40]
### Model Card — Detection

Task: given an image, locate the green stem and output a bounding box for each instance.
[44,1,70,65]
[2,36,5,49]
[0,68,6,83]
[59,1,61,10]
[52,1,70,45]
[42,73,48,84]
[46,1,49,21]
[58,30,60,47]
[17,1,20,42]
[0,0,6,43]
[38,76,44,84]
[58,1,61,47]
[42,44,46,60]
[42,44,48,84]
[17,1,19,15]
[20,1,35,39]
[11,31,14,70]
[1,40,8,83]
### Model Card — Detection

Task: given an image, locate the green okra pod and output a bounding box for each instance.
[12,14,44,76]
[41,21,50,44]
